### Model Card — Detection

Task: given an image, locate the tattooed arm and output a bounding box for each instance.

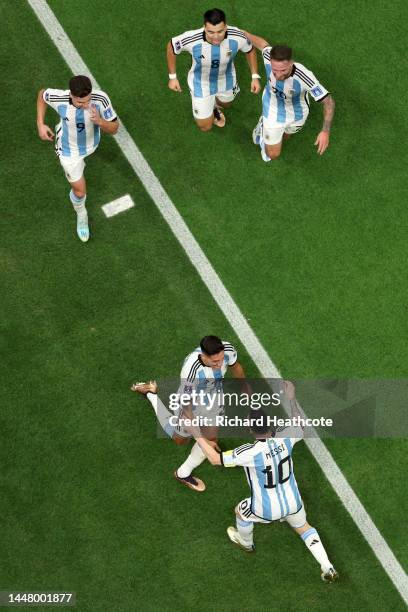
[315,95,335,155]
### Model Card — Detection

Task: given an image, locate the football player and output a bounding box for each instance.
[132,335,248,492]
[188,380,339,582]
[244,33,335,161]
[36,75,119,242]
[166,8,261,131]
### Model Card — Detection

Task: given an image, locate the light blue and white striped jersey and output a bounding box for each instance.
[171,27,252,97]
[178,341,237,416]
[180,340,237,391]
[43,88,117,158]
[222,428,303,521]
[261,47,329,126]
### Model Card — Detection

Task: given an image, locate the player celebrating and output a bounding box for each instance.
[132,335,248,492]
[188,381,339,583]
[36,75,119,242]
[244,32,335,161]
[167,8,261,132]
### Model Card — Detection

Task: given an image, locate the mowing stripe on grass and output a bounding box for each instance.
[101,194,135,218]
[28,0,408,603]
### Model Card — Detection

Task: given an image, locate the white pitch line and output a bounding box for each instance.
[102,194,134,218]
[28,0,408,603]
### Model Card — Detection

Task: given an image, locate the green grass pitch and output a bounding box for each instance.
[1,1,407,610]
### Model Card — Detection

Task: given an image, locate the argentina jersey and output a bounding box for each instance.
[171,27,252,97]
[222,430,303,521]
[43,89,117,158]
[179,341,237,415]
[261,47,329,126]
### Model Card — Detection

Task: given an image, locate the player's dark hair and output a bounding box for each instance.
[249,408,275,436]
[69,75,92,97]
[270,45,293,61]
[203,8,226,25]
[200,335,224,356]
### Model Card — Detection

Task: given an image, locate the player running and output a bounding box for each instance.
[36,75,119,242]
[132,335,248,492]
[187,381,339,583]
[167,8,261,132]
[244,32,335,161]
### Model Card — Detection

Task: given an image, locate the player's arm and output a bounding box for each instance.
[166,41,182,92]
[283,380,303,420]
[36,89,54,141]
[315,95,335,155]
[245,47,261,94]
[242,30,270,51]
[89,105,119,134]
[229,361,246,379]
[195,436,222,465]
[229,360,253,396]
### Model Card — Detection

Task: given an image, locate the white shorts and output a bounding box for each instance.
[58,155,86,183]
[237,497,307,528]
[191,85,240,119]
[263,116,308,146]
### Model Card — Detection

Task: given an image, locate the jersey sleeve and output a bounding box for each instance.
[223,342,237,366]
[92,90,117,121]
[180,358,199,384]
[229,28,252,53]
[241,35,253,53]
[221,443,258,467]
[307,77,329,102]
[294,65,329,101]
[261,46,272,67]
[171,29,195,55]
[42,88,70,112]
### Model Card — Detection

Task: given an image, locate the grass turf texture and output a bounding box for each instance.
[1,0,407,610]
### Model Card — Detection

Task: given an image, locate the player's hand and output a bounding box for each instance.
[131,381,158,395]
[168,78,182,92]
[89,103,102,125]
[37,124,54,141]
[207,439,221,452]
[314,131,330,155]
[251,79,261,94]
[282,380,296,400]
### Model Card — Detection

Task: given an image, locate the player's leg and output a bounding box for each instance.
[226,499,263,552]
[253,115,285,162]
[69,174,89,242]
[174,424,219,491]
[175,429,215,490]
[215,100,232,109]
[131,381,190,444]
[174,441,206,491]
[215,84,239,110]
[283,119,306,142]
[192,94,225,131]
[262,124,285,161]
[60,156,89,242]
[286,508,338,582]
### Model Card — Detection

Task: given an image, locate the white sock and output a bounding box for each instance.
[301,527,332,572]
[177,441,206,478]
[145,392,175,438]
[236,517,254,546]
[260,138,271,161]
[70,190,87,215]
